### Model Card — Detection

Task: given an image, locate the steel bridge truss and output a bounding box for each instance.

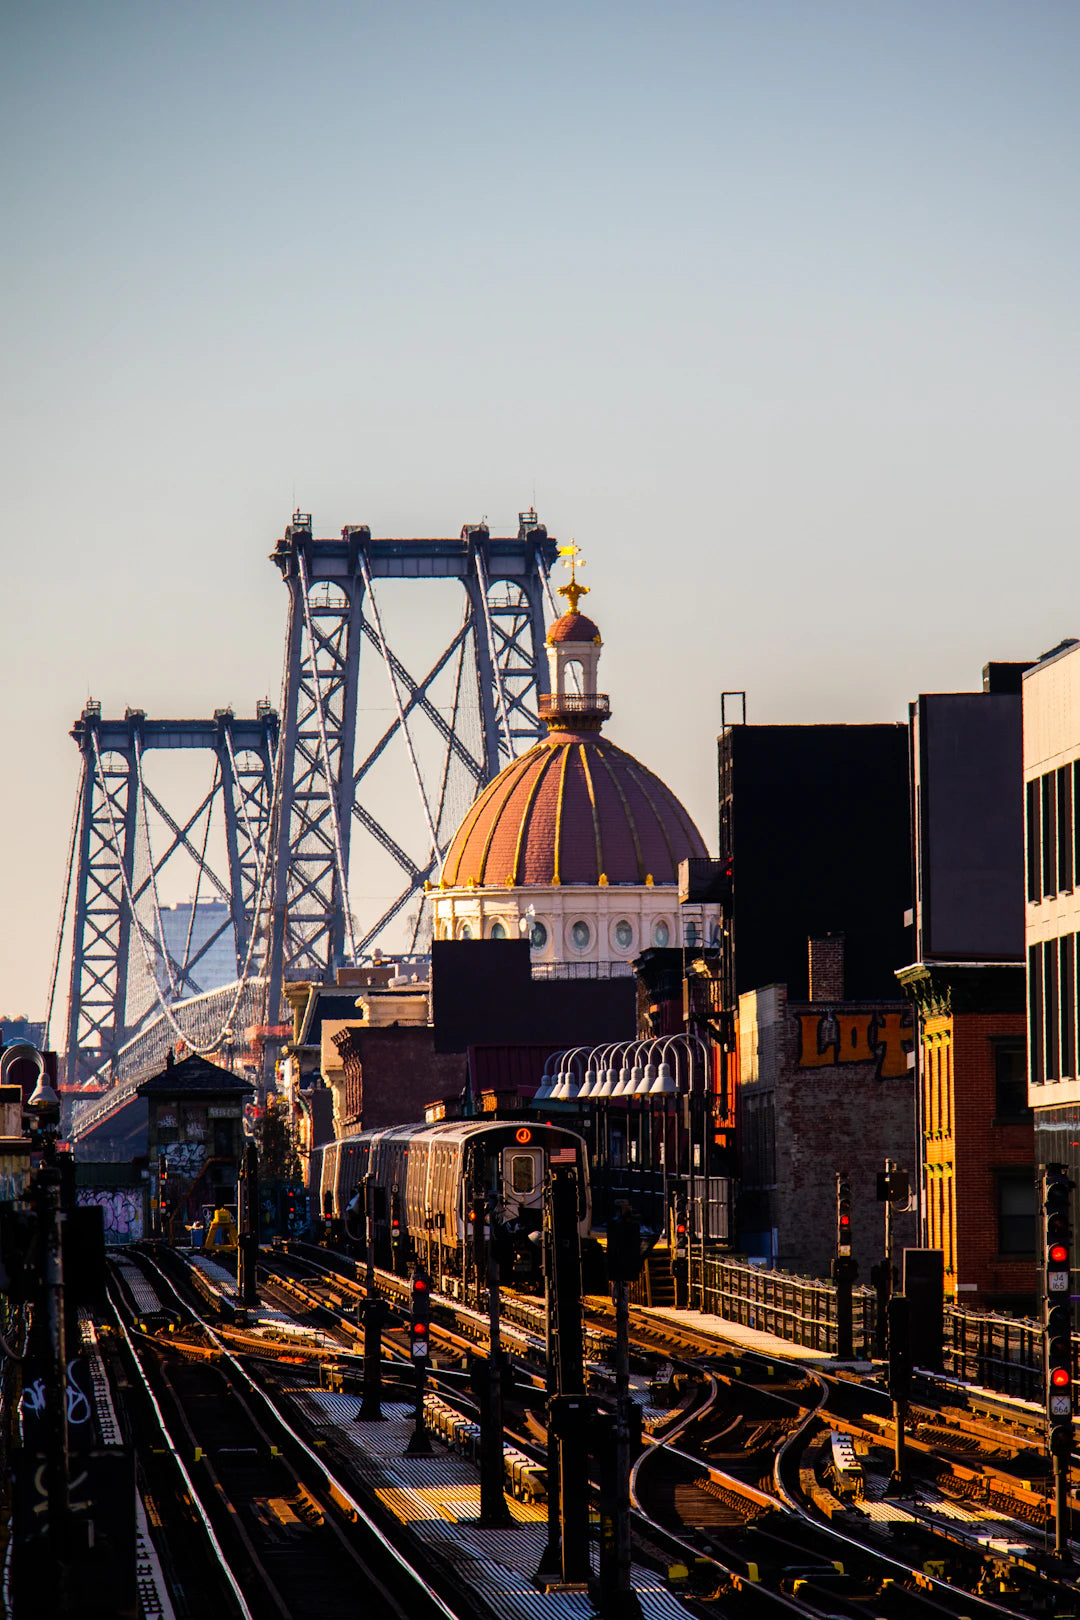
[267,511,557,1017]
[63,704,278,1086]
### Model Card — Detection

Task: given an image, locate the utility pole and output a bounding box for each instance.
[478,1203,511,1525]
[237,1140,259,1311]
[599,1205,644,1618]
[886,1293,912,1492]
[535,1166,591,1591]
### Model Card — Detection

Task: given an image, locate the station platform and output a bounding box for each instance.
[634,1304,869,1369]
[288,1388,696,1620]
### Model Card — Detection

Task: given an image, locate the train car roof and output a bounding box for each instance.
[334,1119,585,1150]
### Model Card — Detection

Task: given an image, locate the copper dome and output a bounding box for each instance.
[547,612,601,645]
[440,733,708,888]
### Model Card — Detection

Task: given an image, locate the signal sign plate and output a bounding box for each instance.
[1049,1270,1070,1292]
[838,1245,851,1257]
[411,1339,429,1360]
[1050,1393,1072,1418]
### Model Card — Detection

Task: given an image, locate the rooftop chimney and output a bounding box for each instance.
[808,934,844,1002]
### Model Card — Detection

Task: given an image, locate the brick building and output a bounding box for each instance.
[898,661,1036,1312]
[737,937,917,1278]
[896,963,1032,1311]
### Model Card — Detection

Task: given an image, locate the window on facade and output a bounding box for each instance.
[1062,935,1077,1080]
[490,921,506,939]
[529,921,547,950]
[614,919,633,950]
[570,920,591,951]
[1027,779,1040,902]
[1059,767,1075,893]
[1042,773,1057,897]
[997,1172,1037,1255]
[654,920,670,947]
[1045,938,1061,1080]
[993,1040,1029,1119]
[1029,944,1044,1083]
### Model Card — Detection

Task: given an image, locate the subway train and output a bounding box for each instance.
[309,1118,592,1294]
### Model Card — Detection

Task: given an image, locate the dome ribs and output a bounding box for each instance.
[552,742,572,886]
[621,754,680,881]
[510,743,561,886]
[479,746,548,884]
[593,741,646,884]
[576,743,605,882]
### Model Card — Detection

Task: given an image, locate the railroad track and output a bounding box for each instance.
[106,1252,468,1620]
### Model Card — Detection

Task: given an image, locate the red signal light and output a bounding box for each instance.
[1050,1244,1069,1264]
[412,1321,426,1335]
[1052,1367,1071,1388]
[676,1223,687,1236]
[839,1214,851,1228]
[414,1278,428,1292]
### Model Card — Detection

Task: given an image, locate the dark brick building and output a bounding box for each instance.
[737,962,917,1278]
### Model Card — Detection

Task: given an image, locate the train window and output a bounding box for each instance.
[510,1154,536,1194]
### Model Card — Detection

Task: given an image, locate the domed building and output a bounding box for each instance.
[432,560,719,966]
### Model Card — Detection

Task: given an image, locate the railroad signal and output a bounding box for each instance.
[673,1193,688,1255]
[411,1268,431,1361]
[836,1173,852,1258]
[1042,1166,1074,1429]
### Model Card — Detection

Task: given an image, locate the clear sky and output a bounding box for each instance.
[3,1,1077,1023]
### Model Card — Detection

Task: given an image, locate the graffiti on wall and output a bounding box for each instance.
[797,1009,914,1080]
[165,1141,206,1178]
[76,1186,144,1245]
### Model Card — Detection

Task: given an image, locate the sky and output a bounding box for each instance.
[2,1,1078,1025]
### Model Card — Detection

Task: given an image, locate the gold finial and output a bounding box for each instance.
[556,539,589,616]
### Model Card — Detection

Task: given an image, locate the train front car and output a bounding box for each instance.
[323,1118,592,1297]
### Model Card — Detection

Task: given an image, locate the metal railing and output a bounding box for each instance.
[663,1251,1049,1399]
[538,693,610,718]
[695,1254,876,1358]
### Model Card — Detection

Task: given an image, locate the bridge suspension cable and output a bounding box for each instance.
[44,753,86,1051]
[90,730,279,1058]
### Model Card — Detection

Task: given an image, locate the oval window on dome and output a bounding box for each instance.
[570,920,591,952]
[614,919,633,951]
[530,920,547,950]
[654,920,670,948]
[490,921,507,939]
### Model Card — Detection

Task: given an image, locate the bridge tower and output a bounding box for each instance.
[62,703,278,1086]
[266,510,558,1018]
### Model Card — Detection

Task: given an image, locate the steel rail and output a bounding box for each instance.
[135,1252,464,1620]
[104,1280,255,1620]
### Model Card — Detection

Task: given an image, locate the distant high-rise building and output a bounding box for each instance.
[156,901,238,997]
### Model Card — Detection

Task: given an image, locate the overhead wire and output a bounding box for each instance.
[44,753,85,1051]
[90,730,280,1057]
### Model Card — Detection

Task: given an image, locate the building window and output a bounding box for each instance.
[570,920,591,952]
[997,1172,1037,1256]
[1059,766,1075,893]
[1045,938,1060,1080]
[993,1040,1029,1119]
[654,920,670,947]
[1063,934,1077,1080]
[529,920,547,950]
[459,922,473,940]
[490,921,506,939]
[1027,779,1040,902]
[614,919,633,951]
[1042,773,1057,898]
[1029,944,1043,1083]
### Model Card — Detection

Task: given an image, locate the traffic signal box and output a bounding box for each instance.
[672,1193,688,1256]
[1042,1165,1074,1445]
[410,1268,431,1362]
[836,1175,852,1259]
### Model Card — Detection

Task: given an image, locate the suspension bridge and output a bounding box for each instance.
[50,510,561,1128]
